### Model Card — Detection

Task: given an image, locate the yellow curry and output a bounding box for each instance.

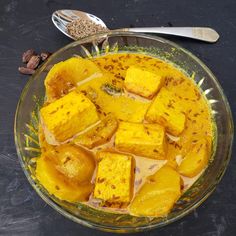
[36,53,213,217]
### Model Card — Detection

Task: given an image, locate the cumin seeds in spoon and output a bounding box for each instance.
[67,18,108,40]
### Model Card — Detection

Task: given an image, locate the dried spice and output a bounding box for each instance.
[19,49,52,75]
[22,49,35,63]
[27,55,41,69]
[41,52,52,61]
[67,18,108,40]
[18,67,35,75]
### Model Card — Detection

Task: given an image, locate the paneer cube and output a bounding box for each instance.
[94,152,133,204]
[115,121,166,159]
[124,66,163,99]
[129,165,181,217]
[40,91,99,144]
[74,115,118,149]
[145,88,186,136]
[178,138,209,177]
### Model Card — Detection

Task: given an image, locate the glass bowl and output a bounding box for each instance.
[14,31,234,233]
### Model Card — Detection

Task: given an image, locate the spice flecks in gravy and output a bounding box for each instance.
[36,53,214,217]
[92,53,213,159]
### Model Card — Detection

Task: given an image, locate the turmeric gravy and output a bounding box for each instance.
[36,53,214,217]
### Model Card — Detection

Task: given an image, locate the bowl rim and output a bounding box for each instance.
[14,31,234,232]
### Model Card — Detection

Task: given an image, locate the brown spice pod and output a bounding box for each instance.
[41,52,52,61]
[18,67,35,75]
[22,49,35,63]
[27,55,41,69]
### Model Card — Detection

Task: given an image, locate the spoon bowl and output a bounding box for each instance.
[52,9,107,40]
[52,9,220,43]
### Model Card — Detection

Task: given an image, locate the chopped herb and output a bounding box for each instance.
[101,83,123,96]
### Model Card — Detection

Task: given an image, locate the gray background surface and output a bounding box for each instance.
[0,0,235,235]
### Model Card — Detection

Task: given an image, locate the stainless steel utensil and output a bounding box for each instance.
[52,9,219,43]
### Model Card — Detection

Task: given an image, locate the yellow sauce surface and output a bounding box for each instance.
[91,53,213,161]
[36,53,214,217]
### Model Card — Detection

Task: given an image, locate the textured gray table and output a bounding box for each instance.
[0,0,235,235]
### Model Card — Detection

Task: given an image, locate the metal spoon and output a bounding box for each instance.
[52,9,219,43]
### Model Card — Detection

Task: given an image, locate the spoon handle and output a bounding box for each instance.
[123,27,219,43]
